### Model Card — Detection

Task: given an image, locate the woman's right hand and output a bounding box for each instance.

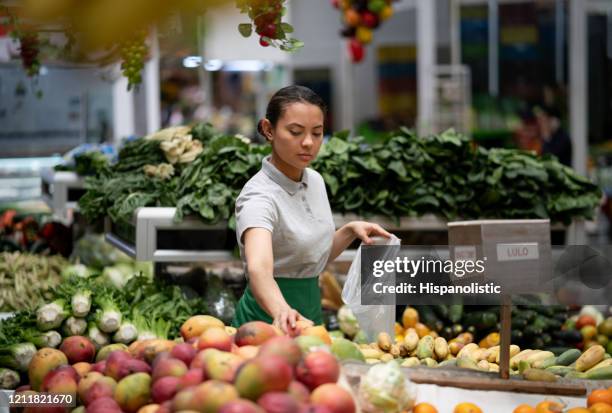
[273,306,313,334]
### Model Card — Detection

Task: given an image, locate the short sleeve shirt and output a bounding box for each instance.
[235,155,335,279]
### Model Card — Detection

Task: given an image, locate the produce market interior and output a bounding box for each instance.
[1,0,612,412]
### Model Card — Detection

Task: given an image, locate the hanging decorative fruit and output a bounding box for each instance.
[334,0,396,63]
[16,31,42,77]
[118,29,149,91]
[348,38,364,63]
[235,0,303,52]
[6,0,299,89]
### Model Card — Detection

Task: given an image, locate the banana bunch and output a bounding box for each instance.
[143,163,175,180]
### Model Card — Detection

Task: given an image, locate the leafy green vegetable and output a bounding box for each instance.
[54,151,110,176]
[80,125,601,227]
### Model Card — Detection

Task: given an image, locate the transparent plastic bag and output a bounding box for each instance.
[342,235,401,341]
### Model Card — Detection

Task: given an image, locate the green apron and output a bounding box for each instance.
[232,277,323,327]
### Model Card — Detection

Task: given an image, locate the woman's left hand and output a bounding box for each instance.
[348,221,393,245]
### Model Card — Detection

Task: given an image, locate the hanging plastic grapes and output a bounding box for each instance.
[119,29,149,91]
[334,0,395,63]
[235,0,303,52]
[16,31,42,77]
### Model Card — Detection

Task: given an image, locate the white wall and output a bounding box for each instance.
[0,64,113,157]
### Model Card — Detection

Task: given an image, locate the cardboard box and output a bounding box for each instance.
[447,219,552,296]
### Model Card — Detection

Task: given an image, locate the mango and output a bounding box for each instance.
[330,338,365,362]
[114,373,152,413]
[28,348,68,391]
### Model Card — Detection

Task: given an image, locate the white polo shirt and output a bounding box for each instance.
[235,155,335,279]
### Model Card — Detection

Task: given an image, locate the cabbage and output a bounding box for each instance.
[133,261,153,279]
[359,362,417,413]
[102,264,135,289]
[61,264,92,279]
[338,306,360,337]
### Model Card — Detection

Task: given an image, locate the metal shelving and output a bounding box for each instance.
[40,168,86,224]
[104,207,576,263]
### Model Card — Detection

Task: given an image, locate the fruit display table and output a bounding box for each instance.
[411,383,585,411]
[342,361,611,412]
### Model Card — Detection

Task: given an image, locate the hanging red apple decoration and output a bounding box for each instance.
[236,0,304,52]
[334,0,396,63]
[349,38,364,63]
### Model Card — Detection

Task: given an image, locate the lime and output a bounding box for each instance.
[598,317,612,337]
[596,334,609,346]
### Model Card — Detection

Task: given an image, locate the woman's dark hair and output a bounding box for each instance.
[257,85,327,137]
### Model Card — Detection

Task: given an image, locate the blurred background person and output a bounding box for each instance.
[535,105,572,167]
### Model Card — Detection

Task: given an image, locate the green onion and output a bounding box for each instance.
[0,342,36,371]
[87,322,110,349]
[63,317,87,337]
[42,331,62,348]
[94,297,122,333]
[113,321,138,344]
[71,290,92,317]
[36,299,69,331]
[0,367,20,389]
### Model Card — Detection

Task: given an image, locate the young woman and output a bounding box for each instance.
[233,85,391,333]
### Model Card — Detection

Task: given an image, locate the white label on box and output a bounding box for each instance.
[454,246,477,261]
[496,243,539,261]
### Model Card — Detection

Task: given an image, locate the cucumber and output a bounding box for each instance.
[524,325,543,337]
[532,316,550,331]
[555,349,581,366]
[553,312,569,323]
[523,368,558,382]
[512,317,528,329]
[462,311,498,330]
[521,310,538,321]
[437,359,457,368]
[545,366,574,376]
[533,356,557,370]
[432,305,449,320]
[585,365,612,380]
[544,346,574,357]
[531,337,545,350]
[448,304,463,324]
[416,306,443,332]
[564,371,587,379]
[511,330,524,343]
[552,330,583,344]
[522,305,555,318]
